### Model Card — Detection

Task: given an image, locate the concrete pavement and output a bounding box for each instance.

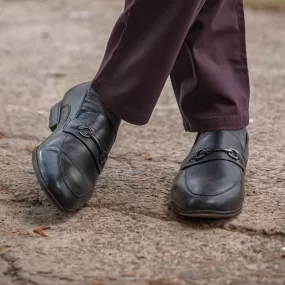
[0,1,285,284]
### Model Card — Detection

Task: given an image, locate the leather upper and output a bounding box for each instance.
[171,130,248,213]
[34,83,120,211]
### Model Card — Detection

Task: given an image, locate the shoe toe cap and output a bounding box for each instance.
[34,145,96,212]
[171,164,244,214]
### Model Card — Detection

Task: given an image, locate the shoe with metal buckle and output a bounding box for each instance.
[32,82,120,211]
[171,130,249,218]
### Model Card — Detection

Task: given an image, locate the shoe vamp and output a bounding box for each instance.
[186,160,242,196]
[59,134,99,198]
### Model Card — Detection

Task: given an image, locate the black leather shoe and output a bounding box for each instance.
[171,129,249,218]
[32,82,120,212]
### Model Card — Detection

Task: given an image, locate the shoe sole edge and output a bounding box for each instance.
[172,202,242,219]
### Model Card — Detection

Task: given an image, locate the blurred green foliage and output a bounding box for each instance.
[244,0,285,10]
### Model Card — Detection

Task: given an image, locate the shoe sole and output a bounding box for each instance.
[172,203,242,219]
[32,148,67,212]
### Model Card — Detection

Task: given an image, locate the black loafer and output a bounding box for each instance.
[32,82,120,212]
[171,129,249,218]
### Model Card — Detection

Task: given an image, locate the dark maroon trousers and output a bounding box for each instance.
[92,0,250,132]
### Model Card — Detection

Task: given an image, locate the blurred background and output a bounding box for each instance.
[245,0,285,10]
[0,1,285,285]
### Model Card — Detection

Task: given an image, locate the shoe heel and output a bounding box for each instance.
[49,101,62,132]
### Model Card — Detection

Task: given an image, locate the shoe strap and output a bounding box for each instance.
[63,118,108,173]
[181,148,246,171]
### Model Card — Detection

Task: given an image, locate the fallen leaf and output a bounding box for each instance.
[281,253,285,259]
[145,153,152,160]
[33,226,51,237]
[25,145,36,152]
[0,133,4,139]
[47,71,66,78]
[122,272,136,277]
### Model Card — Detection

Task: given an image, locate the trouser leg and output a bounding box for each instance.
[170,0,250,132]
[92,0,207,125]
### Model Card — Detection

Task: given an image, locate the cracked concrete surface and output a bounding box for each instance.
[0,1,285,284]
